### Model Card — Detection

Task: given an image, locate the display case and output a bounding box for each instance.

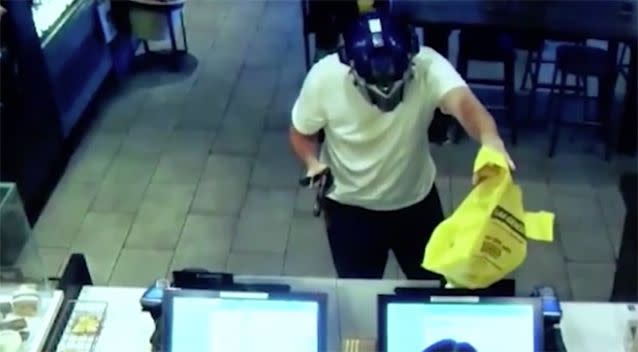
[0,182,63,352]
[31,0,81,39]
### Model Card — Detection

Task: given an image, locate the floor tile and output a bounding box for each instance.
[256,131,292,160]
[34,183,98,247]
[34,208,87,248]
[75,248,123,285]
[450,176,472,209]
[507,137,548,183]
[177,214,236,254]
[220,104,266,132]
[93,92,145,133]
[227,68,278,112]
[125,208,188,250]
[242,188,296,217]
[519,180,552,211]
[233,189,295,253]
[212,126,262,157]
[119,128,170,159]
[443,140,477,177]
[435,176,452,216]
[109,248,173,286]
[102,153,159,185]
[233,189,295,252]
[286,216,329,255]
[63,153,115,184]
[130,103,181,132]
[546,153,599,196]
[162,131,215,158]
[265,85,297,131]
[283,251,335,277]
[567,262,616,301]
[553,194,614,261]
[294,188,315,215]
[139,183,196,215]
[250,156,301,189]
[234,212,292,253]
[70,213,134,284]
[226,251,284,276]
[91,182,148,213]
[244,34,288,69]
[199,154,253,184]
[38,247,70,278]
[512,241,572,299]
[73,212,134,251]
[191,179,248,215]
[151,152,207,185]
[63,132,123,183]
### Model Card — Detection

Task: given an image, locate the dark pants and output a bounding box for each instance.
[323,185,444,279]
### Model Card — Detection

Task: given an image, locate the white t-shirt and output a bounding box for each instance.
[291,47,467,211]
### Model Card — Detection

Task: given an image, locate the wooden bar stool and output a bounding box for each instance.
[128,0,188,69]
[547,44,617,159]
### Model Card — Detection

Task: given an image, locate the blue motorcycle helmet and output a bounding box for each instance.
[338,12,419,112]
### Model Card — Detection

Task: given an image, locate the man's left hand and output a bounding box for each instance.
[473,135,516,185]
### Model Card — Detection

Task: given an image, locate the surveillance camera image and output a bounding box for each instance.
[387,303,535,352]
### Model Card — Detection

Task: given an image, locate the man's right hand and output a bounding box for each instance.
[300,161,329,188]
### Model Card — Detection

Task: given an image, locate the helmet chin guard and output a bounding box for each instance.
[350,61,414,112]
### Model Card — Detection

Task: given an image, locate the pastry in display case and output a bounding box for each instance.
[0,183,63,352]
[31,0,81,39]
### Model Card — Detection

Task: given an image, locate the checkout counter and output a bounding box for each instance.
[15,273,637,352]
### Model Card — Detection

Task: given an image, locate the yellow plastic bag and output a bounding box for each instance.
[423,146,555,289]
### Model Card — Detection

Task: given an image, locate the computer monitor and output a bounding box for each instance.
[163,289,327,352]
[378,294,543,352]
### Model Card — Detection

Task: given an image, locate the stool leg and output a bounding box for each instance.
[180,11,188,52]
[526,49,543,122]
[167,12,179,69]
[549,70,568,157]
[544,64,560,126]
[599,74,615,161]
[143,40,150,54]
[168,14,178,53]
[505,57,517,145]
[520,50,534,91]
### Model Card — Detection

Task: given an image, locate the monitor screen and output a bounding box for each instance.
[166,292,323,352]
[382,298,540,352]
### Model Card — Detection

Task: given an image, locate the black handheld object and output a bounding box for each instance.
[299,168,333,217]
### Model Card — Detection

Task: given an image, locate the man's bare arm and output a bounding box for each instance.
[289,126,325,174]
[439,86,500,144]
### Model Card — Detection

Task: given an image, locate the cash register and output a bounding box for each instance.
[139,270,327,352]
[378,294,543,352]
[378,285,566,352]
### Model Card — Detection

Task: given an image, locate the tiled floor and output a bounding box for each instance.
[34,1,635,300]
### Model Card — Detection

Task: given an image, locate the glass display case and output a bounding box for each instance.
[31,0,81,38]
[0,182,61,352]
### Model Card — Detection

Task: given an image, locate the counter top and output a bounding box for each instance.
[65,277,636,352]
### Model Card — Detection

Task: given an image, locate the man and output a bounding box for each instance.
[289,12,515,279]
